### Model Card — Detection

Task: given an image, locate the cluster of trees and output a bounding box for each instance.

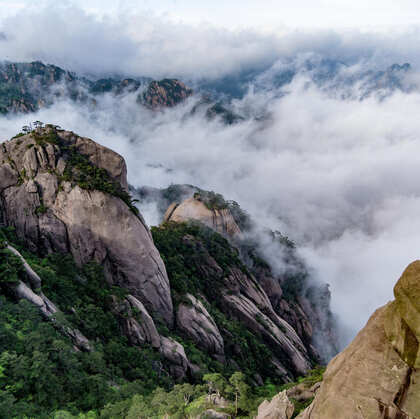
[54,371,280,418]
[0,227,173,418]
[52,366,324,418]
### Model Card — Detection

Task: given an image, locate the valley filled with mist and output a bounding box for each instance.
[2,2,420,418]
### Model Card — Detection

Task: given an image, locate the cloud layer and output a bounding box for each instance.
[2,4,420,82]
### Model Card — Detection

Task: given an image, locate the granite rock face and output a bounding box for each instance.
[0,127,173,326]
[173,232,313,380]
[177,294,225,361]
[164,196,241,237]
[111,294,161,349]
[159,336,190,380]
[298,261,420,419]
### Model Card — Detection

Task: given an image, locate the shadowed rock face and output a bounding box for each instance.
[297,261,420,419]
[0,127,173,326]
[155,225,313,380]
[177,293,225,361]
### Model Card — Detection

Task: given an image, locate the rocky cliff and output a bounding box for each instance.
[296,260,420,419]
[0,125,173,325]
[163,195,242,237]
[159,189,337,362]
[0,125,340,417]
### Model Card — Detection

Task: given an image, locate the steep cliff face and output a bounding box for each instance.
[297,261,420,419]
[0,126,173,325]
[0,126,338,417]
[0,125,337,402]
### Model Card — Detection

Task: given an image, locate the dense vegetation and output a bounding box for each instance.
[0,227,172,418]
[0,224,324,417]
[152,221,286,384]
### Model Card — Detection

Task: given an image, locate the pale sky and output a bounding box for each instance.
[2,0,420,31]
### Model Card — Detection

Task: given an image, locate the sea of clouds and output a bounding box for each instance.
[2,4,420,348]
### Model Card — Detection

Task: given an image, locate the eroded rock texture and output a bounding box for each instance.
[298,260,420,419]
[164,196,241,237]
[0,127,173,326]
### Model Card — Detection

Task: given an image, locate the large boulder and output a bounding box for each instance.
[159,336,190,380]
[163,196,241,237]
[298,261,420,419]
[177,294,225,361]
[0,127,173,325]
[111,294,161,348]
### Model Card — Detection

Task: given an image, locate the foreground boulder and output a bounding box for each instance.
[257,391,294,419]
[298,261,420,418]
[0,126,173,325]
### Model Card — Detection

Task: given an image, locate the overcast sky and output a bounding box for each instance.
[2,0,420,31]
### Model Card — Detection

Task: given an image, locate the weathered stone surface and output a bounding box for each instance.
[112,294,161,348]
[163,197,241,237]
[177,294,224,360]
[223,293,310,377]
[257,391,294,419]
[52,185,173,324]
[298,261,420,419]
[0,163,17,191]
[0,128,173,326]
[286,381,320,403]
[61,131,128,191]
[159,336,189,380]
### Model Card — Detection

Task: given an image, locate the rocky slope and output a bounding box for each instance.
[142,79,193,109]
[150,185,337,362]
[294,260,420,418]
